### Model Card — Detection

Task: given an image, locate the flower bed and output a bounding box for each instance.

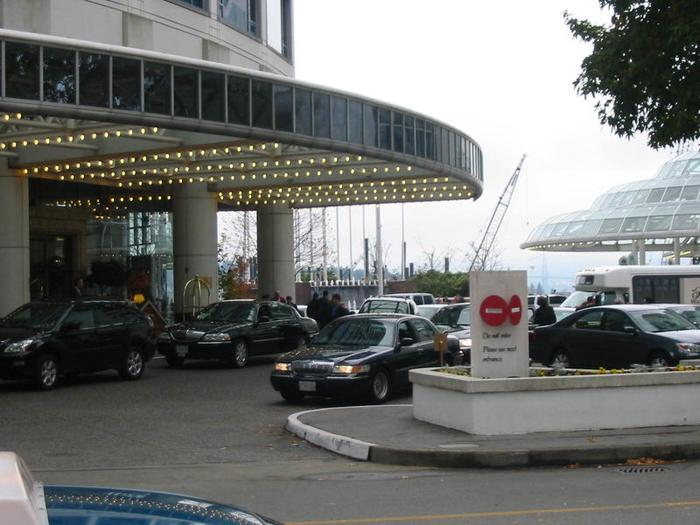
[409,365,700,435]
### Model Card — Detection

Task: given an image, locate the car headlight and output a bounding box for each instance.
[458,338,472,350]
[677,342,700,353]
[202,333,232,342]
[333,364,370,375]
[274,362,291,372]
[4,339,35,354]
[157,332,171,342]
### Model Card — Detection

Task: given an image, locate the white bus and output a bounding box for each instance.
[573,265,700,306]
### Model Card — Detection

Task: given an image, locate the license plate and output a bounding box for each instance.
[176,345,188,357]
[298,381,316,392]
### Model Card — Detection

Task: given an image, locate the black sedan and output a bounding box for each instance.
[270,313,459,403]
[157,300,318,368]
[431,303,471,363]
[530,304,700,369]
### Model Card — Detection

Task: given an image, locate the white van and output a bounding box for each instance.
[384,293,435,305]
[573,265,700,305]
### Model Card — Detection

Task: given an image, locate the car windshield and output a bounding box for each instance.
[432,305,470,329]
[560,291,592,309]
[628,309,697,333]
[359,300,409,314]
[0,302,69,329]
[195,302,255,322]
[314,318,396,347]
[670,306,700,328]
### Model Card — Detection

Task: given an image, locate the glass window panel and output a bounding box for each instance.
[266,0,283,53]
[425,123,434,159]
[672,214,700,231]
[579,220,603,236]
[379,108,391,149]
[78,52,109,107]
[219,0,258,35]
[645,215,672,232]
[600,218,623,235]
[348,100,362,144]
[441,128,449,163]
[252,80,272,129]
[273,84,293,131]
[144,62,170,115]
[646,187,665,203]
[5,42,39,100]
[331,96,347,141]
[43,47,75,104]
[631,189,650,205]
[416,119,425,157]
[621,217,645,233]
[620,191,635,206]
[686,160,700,176]
[608,193,623,207]
[363,104,377,147]
[392,112,404,152]
[662,186,682,202]
[564,221,585,235]
[294,88,311,135]
[551,223,568,236]
[174,67,198,118]
[312,92,330,138]
[681,185,700,201]
[201,71,225,121]
[228,75,249,125]
[112,56,141,111]
[404,116,415,155]
[540,223,556,238]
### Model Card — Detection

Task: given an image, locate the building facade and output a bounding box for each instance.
[0,0,484,318]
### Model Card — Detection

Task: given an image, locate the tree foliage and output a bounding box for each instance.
[411,270,469,298]
[565,1,700,148]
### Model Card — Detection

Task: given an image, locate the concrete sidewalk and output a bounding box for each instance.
[287,404,700,468]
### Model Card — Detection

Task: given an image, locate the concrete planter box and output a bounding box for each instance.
[410,367,700,435]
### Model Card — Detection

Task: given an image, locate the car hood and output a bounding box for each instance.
[45,485,279,525]
[168,320,251,334]
[445,327,470,339]
[280,344,390,363]
[658,330,700,342]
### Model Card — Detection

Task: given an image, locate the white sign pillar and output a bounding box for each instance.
[470,271,529,378]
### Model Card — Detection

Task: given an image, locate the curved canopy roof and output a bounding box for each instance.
[521,152,700,254]
[0,29,483,218]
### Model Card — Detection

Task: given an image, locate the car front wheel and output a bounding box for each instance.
[230,339,248,368]
[369,368,391,403]
[648,351,673,368]
[34,354,59,390]
[120,348,145,380]
[549,350,571,369]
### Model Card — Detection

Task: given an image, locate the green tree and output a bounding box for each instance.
[411,270,469,298]
[566,1,700,148]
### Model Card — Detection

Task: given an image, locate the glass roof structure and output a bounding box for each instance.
[0,29,483,218]
[521,152,700,255]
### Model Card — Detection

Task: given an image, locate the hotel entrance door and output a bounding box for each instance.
[30,235,74,299]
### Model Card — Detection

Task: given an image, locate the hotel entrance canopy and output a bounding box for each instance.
[0,29,483,216]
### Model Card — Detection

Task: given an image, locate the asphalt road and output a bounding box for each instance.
[3,356,700,524]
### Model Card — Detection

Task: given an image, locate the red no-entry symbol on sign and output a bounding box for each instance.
[479,294,523,326]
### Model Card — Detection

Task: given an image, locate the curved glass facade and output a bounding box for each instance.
[0,37,482,186]
[522,152,700,249]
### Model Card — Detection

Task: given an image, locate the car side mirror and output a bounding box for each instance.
[400,337,415,346]
[61,321,81,333]
[623,326,637,334]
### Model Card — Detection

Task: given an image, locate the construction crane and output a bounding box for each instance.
[468,154,526,273]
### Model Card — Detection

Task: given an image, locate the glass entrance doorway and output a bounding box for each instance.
[30,235,74,299]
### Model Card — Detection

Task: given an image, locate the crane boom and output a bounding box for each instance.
[468,154,526,273]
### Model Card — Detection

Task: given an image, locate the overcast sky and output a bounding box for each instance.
[288,0,675,292]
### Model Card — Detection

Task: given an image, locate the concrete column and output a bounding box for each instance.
[673,238,681,265]
[0,160,29,317]
[256,204,294,299]
[172,183,218,318]
[638,239,646,265]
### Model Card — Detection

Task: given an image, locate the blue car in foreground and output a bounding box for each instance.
[2,452,281,525]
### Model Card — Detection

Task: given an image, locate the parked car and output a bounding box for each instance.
[270,313,460,403]
[431,303,471,363]
[157,300,318,368]
[664,304,700,328]
[0,299,154,390]
[358,297,417,315]
[384,292,435,305]
[415,303,446,320]
[530,304,700,369]
[2,451,282,525]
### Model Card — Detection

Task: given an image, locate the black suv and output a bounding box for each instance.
[0,299,155,390]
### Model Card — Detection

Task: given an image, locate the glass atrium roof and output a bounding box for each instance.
[521,152,700,253]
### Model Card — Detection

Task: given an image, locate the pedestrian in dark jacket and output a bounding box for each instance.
[330,293,350,321]
[532,295,557,325]
[307,292,320,320]
[316,290,333,328]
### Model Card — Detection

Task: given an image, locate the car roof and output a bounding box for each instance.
[578,304,677,312]
[337,313,421,322]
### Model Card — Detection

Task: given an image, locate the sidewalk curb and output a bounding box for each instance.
[287,408,700,468]
[286,407,375,461]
